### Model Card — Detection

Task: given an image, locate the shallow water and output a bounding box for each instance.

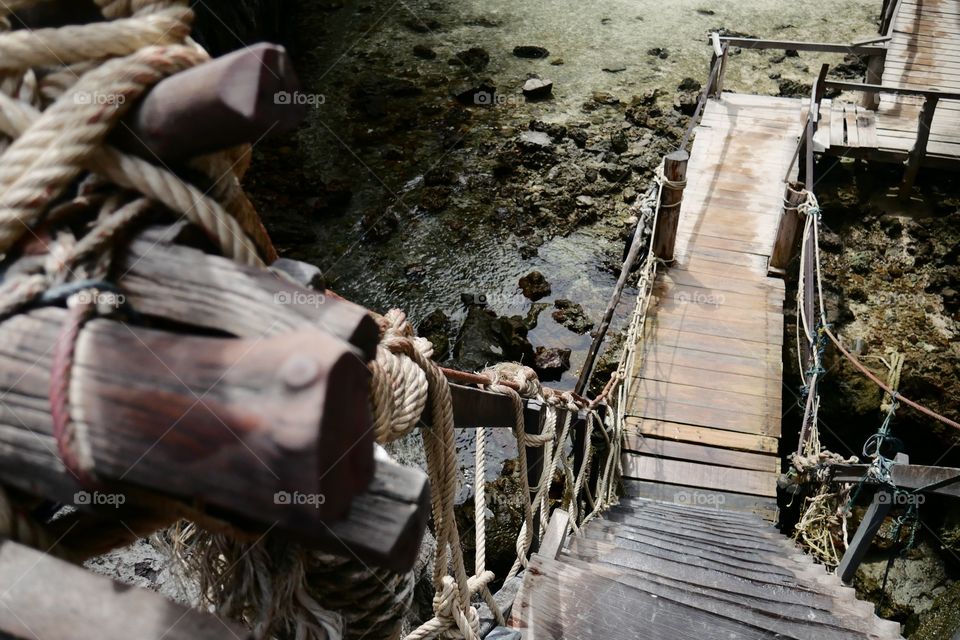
[264,0,879,389]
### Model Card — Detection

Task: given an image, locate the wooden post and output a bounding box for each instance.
[861,56,884,110]
[768,181,807,276]
[837,453,908,583]
[899,95,938,201]
[837,488,893,583]
[524,401,545,553]
[538,509,570,560]
[710,33,728,98]
[652,150,689,262]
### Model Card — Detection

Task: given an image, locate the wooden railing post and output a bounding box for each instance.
[653,149,689,262]
[524,400,545,554]
[899,95,938,201]
[862,55,884,110]
[768,181,807,276]
[709,33,727,99]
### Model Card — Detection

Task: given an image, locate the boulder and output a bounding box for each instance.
[522,78,554,101]
[518,271,551,301]
[533,347,571,381]
[513,45,550,59]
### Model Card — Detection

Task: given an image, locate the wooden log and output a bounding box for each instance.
[899,95,938,200]
[110,43,306,164]
[768,181,806,275]
[716,36,886,56]
[830,462,960,499]
[117,231,379,361]
[525,401,545,553]
[0,308,373,537]
[652,150,690,262]
[0,539,251,640]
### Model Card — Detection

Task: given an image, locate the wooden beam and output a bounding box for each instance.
[899,95,938,200]
[716,36,886,56]
[824,80,960,101]
[830,462,960,499]
[0,539,251,640]
[118,231,380,361]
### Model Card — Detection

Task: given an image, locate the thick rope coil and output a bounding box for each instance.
[0,6,194,72]
[0,44,204,254]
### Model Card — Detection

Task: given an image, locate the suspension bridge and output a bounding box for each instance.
[0,1,958,640]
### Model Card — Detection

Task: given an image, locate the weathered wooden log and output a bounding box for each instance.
[0,539,251,640]
[652,149,689,262]
[0,308,373,536]
[117,230,379,361]
[768,180,806,276]
[110,43,306,164]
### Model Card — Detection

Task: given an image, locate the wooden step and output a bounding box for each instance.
[625,419,778,454]
[622,453,779,496]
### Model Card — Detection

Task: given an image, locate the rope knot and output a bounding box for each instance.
[481,362,540,398]
[431,576,479,640]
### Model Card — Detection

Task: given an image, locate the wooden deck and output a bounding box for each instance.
[509,501,904,639]
[622,93,795,519]
[817,0,960,164]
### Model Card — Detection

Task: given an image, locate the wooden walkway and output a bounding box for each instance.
[509,500,904,639]
[621,93,796,519]
[818,0,960,164]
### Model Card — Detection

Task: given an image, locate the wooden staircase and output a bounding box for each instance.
[508,499,903,640]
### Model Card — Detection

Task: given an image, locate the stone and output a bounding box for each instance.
[552,299,594,334]
[696,8,715,15]
[413,44,437,59]
[513,45,550,59]
[647,47,669,59]
[602,62,627,73]
[592,91,620,105]
[678,77,701,92]
[450,47,490,72]
[402,17,441,33]
[610,131,629,153]
[417,309,452,360]
[518,130,553,150]
[533,346,571,381]
[575,195,595,208]
[550,58,564,65]
[518,271,551,301]
[785,48,799,57]
[522,78,553,100]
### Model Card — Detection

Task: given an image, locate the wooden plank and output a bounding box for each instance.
[844,106,861,147]
[831,102,847,146]
[644,325,782,358]
[625,419,778,454]
[662,269,781,296]
[646,312,783,346]
[638,343,782,380]
[673,246,769,270]
[670,260,780,284]
[675,232,777,257]
[629,379,781,419]
[622,454,778,497]
[628,397,780,436]
[0,540,251,640]
[635,359,783,399]
[831,463,960,498]
[538,509,570,560]
[623,432,778,472]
